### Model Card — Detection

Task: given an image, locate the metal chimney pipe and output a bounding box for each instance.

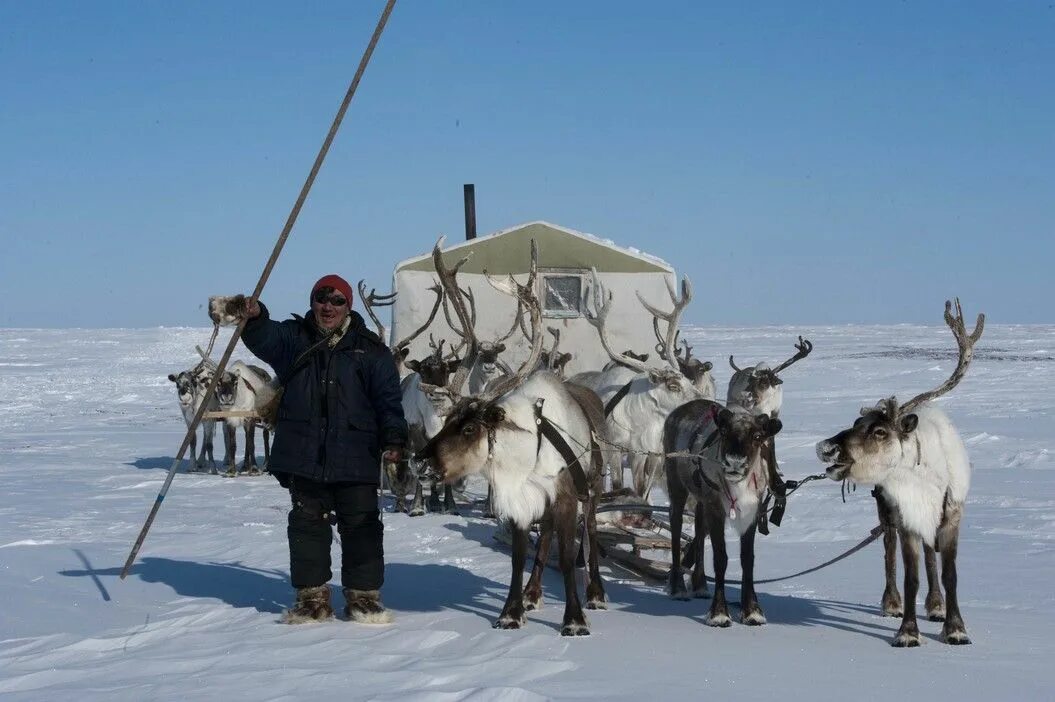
[463,183,476,240]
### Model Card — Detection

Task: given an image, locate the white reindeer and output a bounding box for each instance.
[726,336,813,418]
[214,360,275,477]
[167,365,219,473]
[570,271,704,498]
[816,299,982,647]
[418,238,608,636]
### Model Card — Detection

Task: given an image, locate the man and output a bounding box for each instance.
[238,274,407,624]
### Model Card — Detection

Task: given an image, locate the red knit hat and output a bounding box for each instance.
[310,274,353,307]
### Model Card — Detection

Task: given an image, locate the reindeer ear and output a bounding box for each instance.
[764,416,783,437]
[446,360,461,375]
[406,360,421,372]
[702,361,712,372]
[398,347,410,360]
[484,406,506,424]
[647,369,665,384]
[168,374,178,382]
[495,343,505,353]
[899,414,919,434]
[772,376,784,386]
[717,407,734,430]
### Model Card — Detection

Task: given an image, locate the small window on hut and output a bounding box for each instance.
[541,273,583,318]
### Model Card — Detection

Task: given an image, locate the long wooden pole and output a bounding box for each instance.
[121,0,398,579]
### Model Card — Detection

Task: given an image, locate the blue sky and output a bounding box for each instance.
[1,1,1051,327]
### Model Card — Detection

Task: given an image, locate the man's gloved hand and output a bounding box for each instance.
[208,295,260,325]
[381,447,403,464]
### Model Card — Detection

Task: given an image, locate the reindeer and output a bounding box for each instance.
[645,313,716,401]
[396,338,461,515]
[571,271,704,497]
[465,299,524,396]
[213,360,275,477]
[418,238,608,636]
[665,400,783,625]
[359,280,444,377]
[167,366,219,473]
[727,336,813,418]
[816,300,982,647]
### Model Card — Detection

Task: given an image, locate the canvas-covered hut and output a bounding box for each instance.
[390,221,677,376]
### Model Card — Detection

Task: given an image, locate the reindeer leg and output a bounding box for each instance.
[630,454,648,499]
[555,498,589,636]
[938,502,970,644]
[874,487,903,616]
[495,523,529,630]
[223,424,237,477]
[409,479,425,517]
[690,499,709,598]
[483,484,496,519]
[245,421,260,475]
[203,420,217,474]
[740,522,766,625]
[667,475,690,600]
[706,508,731,627]
[442,483,459,515]
[893,527,922,647]
[607,449,625,492]
[262,427,271,473]
[924,544,945,621]
[584,495,607,609]
[427,479,442,513]
[187,427,198,472]
[524,515,554,611]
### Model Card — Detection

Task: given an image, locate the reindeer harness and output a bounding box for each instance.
[532,398,594,502]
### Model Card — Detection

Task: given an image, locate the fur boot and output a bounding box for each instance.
[343,588,394,624]
[281,585,333,624]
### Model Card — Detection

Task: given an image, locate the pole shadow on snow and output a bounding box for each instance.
[72,549,112,602]
[59,557,290,614]
[126,456,271,474]
[442,519,895,643]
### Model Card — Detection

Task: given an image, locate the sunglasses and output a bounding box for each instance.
[313,291,348,307]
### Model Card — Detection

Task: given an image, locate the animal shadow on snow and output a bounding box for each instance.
[446,520,895,642]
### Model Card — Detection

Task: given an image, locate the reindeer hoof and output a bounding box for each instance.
[668,574,690,600]
[483,511,497,519]
[692,586,711,599]
[493,616,524,630]
[941,628,971,645]
[706,612,732,628]
[560,622,591,637]
[408,508,426,517]
[927,609,947,622]
[443,507,460,516]
[892,630,921,648]
[882,590,903,617]
[586,598,608,611]
[741,609,767,626]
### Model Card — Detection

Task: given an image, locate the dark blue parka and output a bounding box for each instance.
[241,303,408,484]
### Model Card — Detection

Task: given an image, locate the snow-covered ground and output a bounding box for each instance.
[1,323,1053,700]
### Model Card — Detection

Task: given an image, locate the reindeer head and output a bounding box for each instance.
[477,341,507,373]
[816,398,918,484]
[417,397,518,483]
[406,339,460,387]
[540,350,573,377]
[168,371,196,406]
[713,407,783,480]
[816,299,984,486]
[215,369,240,408]
[727,337,812,416]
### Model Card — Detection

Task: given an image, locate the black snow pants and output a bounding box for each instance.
[286,476,384,591]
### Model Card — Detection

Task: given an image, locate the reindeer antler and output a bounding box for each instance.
[898,299,985,416]
[585,269,654,375]
[637,276,692,373]
[393,283,443,354]
[771,336,814,375]
[480,239,544,402]
[545,326,561,371]
[357,280,396,343]
[432,236,480,395]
